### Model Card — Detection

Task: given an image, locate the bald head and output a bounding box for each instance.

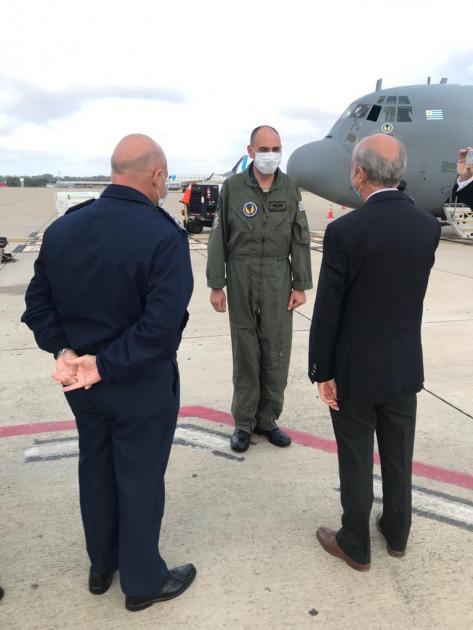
[352,133,406,187]
[250,125,280,147]
[111,134,167,203]
[112,134,166,176]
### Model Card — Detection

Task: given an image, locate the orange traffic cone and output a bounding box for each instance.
[326,204,334,219]
[180,184,192,205]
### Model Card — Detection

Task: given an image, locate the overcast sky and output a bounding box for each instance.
[1,0,472,176]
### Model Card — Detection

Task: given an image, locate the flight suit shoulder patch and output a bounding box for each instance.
[298,201,306,212]
[269,201,287,212]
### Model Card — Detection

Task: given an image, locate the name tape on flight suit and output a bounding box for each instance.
[269,201,287,212]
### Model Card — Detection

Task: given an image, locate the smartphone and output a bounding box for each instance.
[466,150,473,166]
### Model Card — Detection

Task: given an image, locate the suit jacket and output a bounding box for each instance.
[452,180,473,208]
[22,184,194,382]
[308,190,440,403]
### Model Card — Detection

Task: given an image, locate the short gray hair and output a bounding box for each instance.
[352,137,407,186]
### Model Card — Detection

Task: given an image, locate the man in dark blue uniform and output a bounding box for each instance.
[22,134,195,611]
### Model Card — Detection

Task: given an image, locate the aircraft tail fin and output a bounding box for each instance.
[221,155,250,177]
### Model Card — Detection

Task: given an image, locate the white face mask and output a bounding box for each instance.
[254,152,281,175]
[154,173,168,206]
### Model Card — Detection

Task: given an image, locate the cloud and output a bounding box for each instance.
[435,49,473,85]
[0,76,187,132]
[282,105,338,124]
[0,146,109,176]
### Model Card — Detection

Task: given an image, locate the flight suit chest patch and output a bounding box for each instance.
[269,201,287,212]
[242,201,258,218]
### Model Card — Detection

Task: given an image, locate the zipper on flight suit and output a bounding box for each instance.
[258,191,268,310]
[261,191,268,259]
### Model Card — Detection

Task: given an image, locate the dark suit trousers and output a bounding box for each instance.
[65,360,180,596]
[330,395,416,564]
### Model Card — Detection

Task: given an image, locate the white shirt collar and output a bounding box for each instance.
[457,174,473,191]
[366,187,399,201]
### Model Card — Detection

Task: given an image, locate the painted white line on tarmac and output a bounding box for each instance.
[373,478,473,531]
[25,439,79,461]
[24,425,230,463]
[24,434,473,530]
[174,426,229,450]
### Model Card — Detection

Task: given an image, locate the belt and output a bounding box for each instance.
[228,254,289,261]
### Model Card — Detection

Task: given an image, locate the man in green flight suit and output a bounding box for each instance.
[207,125,313,452]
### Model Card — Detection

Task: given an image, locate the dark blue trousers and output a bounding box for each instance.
[65,359,179,596]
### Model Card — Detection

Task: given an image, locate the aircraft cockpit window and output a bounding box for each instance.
[351,104,370,119]
[382,106,396,122]
[398,96,411,104]
[377,96,386,103]
[385,95,397,104]
[367,105,382,122]
[397,106,413,122]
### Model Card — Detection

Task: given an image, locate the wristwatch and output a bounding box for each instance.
[55,347,73,360]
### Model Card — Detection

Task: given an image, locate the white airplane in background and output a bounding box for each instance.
[167,156,249,189]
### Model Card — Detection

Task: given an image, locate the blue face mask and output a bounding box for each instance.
[351,170,363,201]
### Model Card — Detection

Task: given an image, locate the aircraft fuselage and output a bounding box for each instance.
[287,83,473,216]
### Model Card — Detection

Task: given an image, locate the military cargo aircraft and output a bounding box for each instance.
[287,79,473,219]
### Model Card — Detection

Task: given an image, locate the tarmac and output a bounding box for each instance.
[0,187,472,630]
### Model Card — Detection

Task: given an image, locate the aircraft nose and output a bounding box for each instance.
[287,139,354,203]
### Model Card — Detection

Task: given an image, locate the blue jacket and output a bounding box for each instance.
[22,184,194,382]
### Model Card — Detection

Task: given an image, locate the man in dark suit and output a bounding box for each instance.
[22,134,195,611]
[308,133,440,571]
[451,146,473,207]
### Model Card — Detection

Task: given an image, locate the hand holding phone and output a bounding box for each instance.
[457,147,473,181]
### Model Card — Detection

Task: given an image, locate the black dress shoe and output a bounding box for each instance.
[125,564,197,612]
[89,568,115,595]
[376,513,406,558]
[254,426,291,447]
[0,585,4,601]
[230,429,250,452]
